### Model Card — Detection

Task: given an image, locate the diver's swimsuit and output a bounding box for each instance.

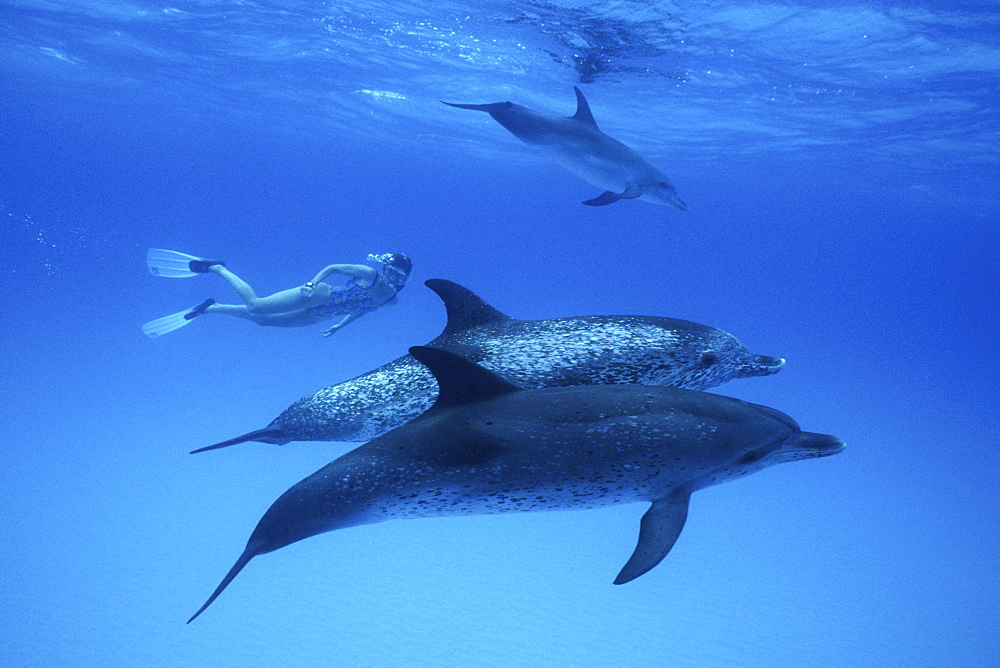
[307,279,395,318]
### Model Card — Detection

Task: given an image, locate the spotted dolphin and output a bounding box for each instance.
[187,346,843,622]
[193,279,784,453]
[443,86,686,208]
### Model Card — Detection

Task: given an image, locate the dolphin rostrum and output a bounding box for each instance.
[193,279,785,453]
[188,346,843,622]
[443,86,686,208]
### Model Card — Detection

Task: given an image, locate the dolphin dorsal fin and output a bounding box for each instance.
[425,279,514,336]
[571,86,599,129]
[409,346,522,410]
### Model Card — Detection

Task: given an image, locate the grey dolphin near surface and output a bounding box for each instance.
[193,279,785,453]
[188,346,843,622]
[443,86,686,208]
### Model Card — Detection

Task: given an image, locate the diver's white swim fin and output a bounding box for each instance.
[142,299,215,338]
[147,248,225,277]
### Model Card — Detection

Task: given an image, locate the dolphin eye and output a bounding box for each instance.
[700,353,718,367]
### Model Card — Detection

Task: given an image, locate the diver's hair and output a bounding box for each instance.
[368,252,412,275]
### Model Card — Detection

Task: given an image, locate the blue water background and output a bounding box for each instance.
[2,0,998,664]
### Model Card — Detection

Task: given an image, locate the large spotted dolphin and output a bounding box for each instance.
[193,279,785,453]
[443,86,686,208]
[188,346,843,622]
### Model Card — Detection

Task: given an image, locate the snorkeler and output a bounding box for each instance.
[142,249,412,338]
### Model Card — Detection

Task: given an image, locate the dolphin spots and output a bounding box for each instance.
[194,279,784,453]
[187,347,841,622]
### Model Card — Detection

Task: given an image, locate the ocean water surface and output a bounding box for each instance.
[2,0,998,664]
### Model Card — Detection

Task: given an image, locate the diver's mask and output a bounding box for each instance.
[368,253,411,291]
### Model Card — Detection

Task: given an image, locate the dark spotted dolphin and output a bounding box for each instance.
[194,279,785,453]
[187,346,843,622]
[443,87,686,208]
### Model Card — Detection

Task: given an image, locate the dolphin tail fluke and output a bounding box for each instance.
[190,428,289,454]
[187,544,260,623]
[441,101,510,113]
[614,491,691,584]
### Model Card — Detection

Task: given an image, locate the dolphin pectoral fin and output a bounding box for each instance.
[614,491,691,584]
[583,192,622,206]
[441,101,511,113]
[190,428,290,454]
[582,186,642,207]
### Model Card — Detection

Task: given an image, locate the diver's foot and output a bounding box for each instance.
[188,260,226,273]
[184,299,216,320]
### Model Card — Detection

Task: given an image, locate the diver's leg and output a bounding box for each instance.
[209,266,260,303]
[251,311,326,328]
[205,303,322,327]
[244,287,319,314]
[209,266,320,315]
[203,303,259,322]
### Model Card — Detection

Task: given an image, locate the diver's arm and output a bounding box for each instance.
[310,264,378,285]
[320,312,366,337]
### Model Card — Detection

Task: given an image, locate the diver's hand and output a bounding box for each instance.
[321,325,340,337]
[300,281,315,297]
